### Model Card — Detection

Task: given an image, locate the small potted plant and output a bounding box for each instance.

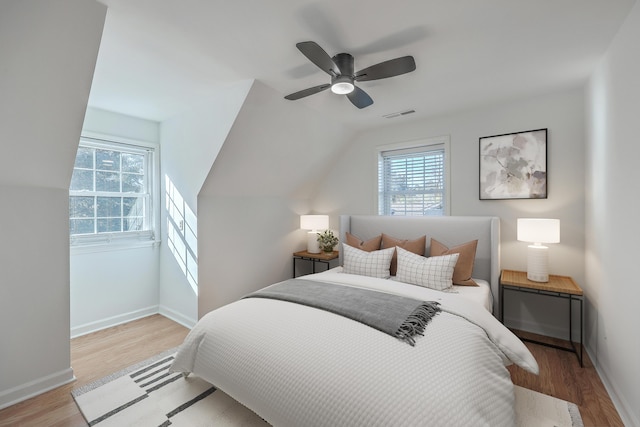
[317,229,338,253]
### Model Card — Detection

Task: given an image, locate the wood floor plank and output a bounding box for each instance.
[0,314,188,427]
[0,316,624,426]
[508,330,624,427]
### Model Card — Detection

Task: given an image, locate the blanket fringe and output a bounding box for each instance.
[395,302,441,346]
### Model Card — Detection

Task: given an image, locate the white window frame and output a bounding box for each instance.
[376,136,451,216]
[70,132,160,251]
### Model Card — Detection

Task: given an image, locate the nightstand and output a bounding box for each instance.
[500,269,583,366]
[293,250,339,277]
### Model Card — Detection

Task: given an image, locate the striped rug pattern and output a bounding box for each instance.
[71,348,267,426]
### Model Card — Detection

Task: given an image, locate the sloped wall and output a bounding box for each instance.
[0,0,106,408]
[159,80,253,326]
[197,81,352,316]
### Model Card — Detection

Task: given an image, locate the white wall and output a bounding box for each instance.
[83,107,160,142]
[0,0,106,409]
[70,108,162,337]
[313,87,586,334]
[70,245,161,337]
[198,81,352,316]
[158,80,253,327]
[586,2,640,425]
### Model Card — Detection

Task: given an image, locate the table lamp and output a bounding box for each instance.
[300,215,329,254]
[517,218,560,282]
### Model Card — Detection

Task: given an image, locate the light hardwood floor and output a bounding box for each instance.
[0,315,189,427]
[0,315,623,426]
[508,329,624,427]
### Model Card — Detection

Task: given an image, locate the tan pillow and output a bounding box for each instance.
[429,238,478,286]
[345,232,382,252]
[381,233,426,276]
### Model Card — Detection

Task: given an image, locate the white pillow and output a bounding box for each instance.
[342,243,395,279]
[395,246,459,291]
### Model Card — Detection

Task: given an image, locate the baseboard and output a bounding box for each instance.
[159,305,196,329]
[0,368,75,411]
[588,346,639,427]
[70,305,159,338]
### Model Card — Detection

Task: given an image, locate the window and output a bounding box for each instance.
[378,137,450,216]
[69,137,157,245]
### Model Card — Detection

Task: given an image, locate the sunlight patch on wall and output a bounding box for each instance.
[166,175,198,295]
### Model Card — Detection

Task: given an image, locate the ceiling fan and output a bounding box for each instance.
[284,41,416,109]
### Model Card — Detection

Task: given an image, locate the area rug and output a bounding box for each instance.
[73,348,583,426]
[514,385,584,427]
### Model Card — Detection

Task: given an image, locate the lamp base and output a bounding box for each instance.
[307,231,320,254]
[527,244,549,282]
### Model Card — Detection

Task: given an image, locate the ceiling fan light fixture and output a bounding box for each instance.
[284,41,416,109]
[331,76,354,94]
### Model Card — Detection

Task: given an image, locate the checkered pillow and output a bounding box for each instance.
[395,246,459,291]
[342,243,395,279]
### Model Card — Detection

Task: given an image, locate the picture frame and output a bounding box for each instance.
[479,128,547,200]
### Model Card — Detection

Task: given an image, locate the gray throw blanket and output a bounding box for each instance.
[245,279,440,346]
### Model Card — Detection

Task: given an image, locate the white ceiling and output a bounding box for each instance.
[90,0,635,128]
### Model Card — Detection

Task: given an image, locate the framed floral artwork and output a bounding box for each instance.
[479,128,547,200]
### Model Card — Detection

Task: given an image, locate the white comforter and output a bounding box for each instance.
[171,270,538,427]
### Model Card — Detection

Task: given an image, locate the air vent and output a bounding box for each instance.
[383,109,416,119]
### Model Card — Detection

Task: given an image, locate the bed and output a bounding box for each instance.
[170,215,538,426]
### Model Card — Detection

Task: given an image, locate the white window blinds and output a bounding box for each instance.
[378,143,446,216]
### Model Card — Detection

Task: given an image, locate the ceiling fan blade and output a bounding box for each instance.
[284,84,331,100]
[346,86,373,109]
[355,56,416,82]
[296,41,341,76]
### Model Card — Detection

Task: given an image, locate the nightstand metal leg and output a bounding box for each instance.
[568,295,583,367]
[499,282,504,322]
[576,295,583,367]
[569,294,573,357]
[569,295,584,367]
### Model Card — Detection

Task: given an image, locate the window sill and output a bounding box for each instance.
[70,238,161,255]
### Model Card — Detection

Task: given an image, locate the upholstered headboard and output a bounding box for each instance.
[339,215,501,318]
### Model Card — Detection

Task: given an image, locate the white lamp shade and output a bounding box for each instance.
[300,215,329,231]
[517,218,560,244]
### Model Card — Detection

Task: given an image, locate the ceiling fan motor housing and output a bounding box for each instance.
[332,53,354,77]
[331,53,355,94]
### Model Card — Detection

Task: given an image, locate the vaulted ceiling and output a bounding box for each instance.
[90,0,635,128]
